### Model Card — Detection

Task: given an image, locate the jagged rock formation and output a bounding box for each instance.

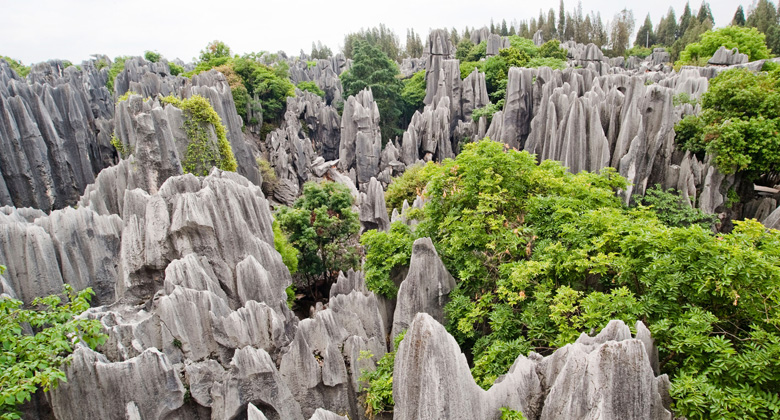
[0,58,116,211]
[399,57,426,78]
[338,88,382,186]
[289,59,345,106]
[486,34,510,57]
[470,27,492,45]
[114,58,262,186]
[265,99,316,205]
[358,177,390,232]
[391,237,455,338]
[533,30,544,46]
[708,46,749,66]
[394,313,672,420]
[423,29,455,105]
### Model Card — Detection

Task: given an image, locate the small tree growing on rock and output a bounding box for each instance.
[277,181,360,300]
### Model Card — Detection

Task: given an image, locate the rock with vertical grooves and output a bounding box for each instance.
[424,29,455,105]
[708,46,749,66]
[359,177,390,232]
[391,237,456,338]
[211,346,305,420]
[49,346,185,420]
[338,88,381,187]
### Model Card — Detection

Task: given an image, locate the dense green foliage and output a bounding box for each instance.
[361,222,415,298]
[296,81,325,98]
[676,26,771,67]
[199,40,232,62]
[360,331,405,418]
[341,41,404,141]
[143,50,160,63]
[168,62,183,76]
[277,181,360,296]
[638,185,717,229]
[500,407,528,420]
[384,162,439,213]
[1,56,30,78]
[273,220,298,275]
[363,138,780,419]
[106,56,129,93]
[343,24,401,61]
[0,285,107,419]
[159,95,237,175]
[400,70,426,123]
[674,68,780,175]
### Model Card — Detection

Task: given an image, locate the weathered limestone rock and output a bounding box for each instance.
[49,346,185,420]
[393,314,672,420]
[338,88,382,186]
[400,57,426,78]
[359,177,390,232]
[266,102,316,204]
[310,408,349,420]
[424,29,455,105]
[0,205,122,304]
[391,237,455,338]
[280,290,387,419]
[708,46,749,66]
[0,58,115,211]
[211,346,305,420]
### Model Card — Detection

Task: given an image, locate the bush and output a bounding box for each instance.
[277,181,360,297]
[256,158,278,196]
[106,56,129,93]
[538,40,567,60]
[144,51,160,63]
[168,62,183,76]
[675,68,780,174]
[159,95,237,175]
[1,56,30,78]
[0,285,107,418]
[676,26,771,67]
[401,70,426,120]
[360,331,405,418]
[361,222,415,298]
[639,185,717,229]
[384,162,438,213]
[273,220,298,275]
[199,40,232,62]
[296,81,325,97]
[472,102,503,124]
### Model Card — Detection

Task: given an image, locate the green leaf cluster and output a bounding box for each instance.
[296,81,325,98]
[383,162,439,213]
[676,25,771,67]
[360,222,415,298]
[273,220,298,275]
[159,94,237,175]
[639,184,717,229]
[143,51,160,63]
[362,138,780,418]
[359,331,405,418]
[674,68,780,174]
[106,56,130,93]
[1,57,30,78]
[400,70,426,121]
[341,40,404,141]
[277,181,360,294]
[0,286,107,419]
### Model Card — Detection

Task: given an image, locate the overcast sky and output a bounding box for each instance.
[1,0,745,65]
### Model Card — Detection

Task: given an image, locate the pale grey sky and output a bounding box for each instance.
[1,0,745,65]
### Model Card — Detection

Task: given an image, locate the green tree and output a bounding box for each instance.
[143,50,160,63]
[277,181,360,298]
[609,8,636,56]
[232,57,295,124]
[676,26,771,67]
[678,2,692,38]
[405,28,424,58]
[746,0,780,53]
[1,284,107,419]
[455,37,476,61]
[655,8,678,47]
[199,40,232,62]
[733,5,746,26]
[675,68,780,175]
[341,40,404,141]
[343,24,401,61]
[401,70,426,124]
[634,14,656,48]
[296,81,325,98]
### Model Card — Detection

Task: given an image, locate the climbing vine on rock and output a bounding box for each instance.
[160,94,237,175]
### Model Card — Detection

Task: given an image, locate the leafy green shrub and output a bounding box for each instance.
[674,68,780,174]
[466,41,488,62]
[106,56,129,93]
[384,162,438,213]
[159,94,237,175]
[116,90,138,103]
[526,57,567,70]
[625,46,653,58]
[455,38,475,61]
[233,57,295,124]
[143,51,160,63]
[639,185,717,229]
[1,56,30,78]
[401,70,426,119]
[360,330,405,418]
[341,40,404,141]
[676,25,771,67]
[361,222,416,298]
[199,40,232,62]
[277,181,360,297]
[110,134,130,159]
[273,220,298,274]
[538,40,567,60]
[500,407,528,420]
[0,285,107,418]
[472,102,502,124]
[296,81,325,97]
[508,36,539,56]
[256,158,278,196]
[168,62,183,76]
